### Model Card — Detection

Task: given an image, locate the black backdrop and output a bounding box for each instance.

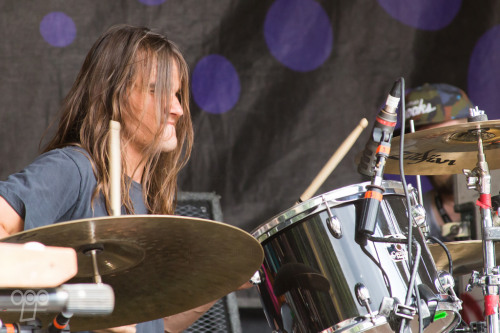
[1,0,500,232]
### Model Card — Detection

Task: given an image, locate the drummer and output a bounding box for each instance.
[0,24,217,333]
[403,83,474,241]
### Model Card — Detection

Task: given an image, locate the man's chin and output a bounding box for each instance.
[160,140,178,152]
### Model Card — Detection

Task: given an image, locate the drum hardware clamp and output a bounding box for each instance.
[376,294,417,322]
[407,184,429,236]
[467,268,500,292]
[393,302,416,321]
[483,226,500,241]
[321,195,342,239]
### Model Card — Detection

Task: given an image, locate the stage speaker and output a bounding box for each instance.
[175,192,242,333]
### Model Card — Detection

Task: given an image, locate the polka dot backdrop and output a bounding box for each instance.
[1,0,500,232]
[192,54,241,114]
[264,0,333,72]
[376,0,462,30]
[39,12,77,47]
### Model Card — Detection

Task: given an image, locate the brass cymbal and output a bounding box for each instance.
[0,215,264,331]
[384,120,500,175]
[428,240,500,276]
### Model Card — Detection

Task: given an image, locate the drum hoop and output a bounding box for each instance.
[252,180,406,242]
[321,315,388,333]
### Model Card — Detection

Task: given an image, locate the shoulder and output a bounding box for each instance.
[39,146,92,167]
[0,147,96,228]
[33,147,95,179]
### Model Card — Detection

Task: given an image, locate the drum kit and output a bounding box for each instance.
[2,90,500,333]
[249,92,500,332]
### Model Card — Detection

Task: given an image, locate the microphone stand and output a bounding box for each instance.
[357,79,400,239]
[357,136,390,243]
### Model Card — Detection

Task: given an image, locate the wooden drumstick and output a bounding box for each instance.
[299,118,369,203]
[109,120,121,217]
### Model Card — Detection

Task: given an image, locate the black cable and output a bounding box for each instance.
[398,77,422,333]
[405,240,421,308]
[368,235,424,332]
[368,78,423,333]
[397,239,421,333]
[427,235,453,276]
[415,281,423,333]
[361,241,392,296]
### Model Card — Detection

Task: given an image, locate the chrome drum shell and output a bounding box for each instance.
[252,181,461,333]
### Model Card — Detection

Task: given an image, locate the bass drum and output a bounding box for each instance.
[252,181,461,333]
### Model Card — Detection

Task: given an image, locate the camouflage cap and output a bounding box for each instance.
[405,83,474,128]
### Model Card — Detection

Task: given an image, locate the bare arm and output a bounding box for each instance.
[163,300,218,333]
[93,325,137,333]
[163,282,254,333]
[0,196,24,237]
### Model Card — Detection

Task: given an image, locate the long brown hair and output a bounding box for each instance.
[44,24,193,215]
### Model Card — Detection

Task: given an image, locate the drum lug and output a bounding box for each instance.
[322,195,342,238]
[438,270,457,296]
[355,283,376,323]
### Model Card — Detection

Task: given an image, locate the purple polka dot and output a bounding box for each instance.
[192,55,241,114]
[264,0,333,72]
[40,12,76,47]
[377,0,462,31]
[138,0,166,5]
[468,25,500,119]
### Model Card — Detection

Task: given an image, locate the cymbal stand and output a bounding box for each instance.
[464,120,499,333]
[83,120,122,285]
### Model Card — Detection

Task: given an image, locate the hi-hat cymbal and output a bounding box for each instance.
[0,215,264,331]
[384,120,500,175]
[428,240,500,276]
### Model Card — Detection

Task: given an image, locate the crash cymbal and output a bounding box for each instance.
[0,215,264,331]
[384,120,500,175]
[428,240,500,276]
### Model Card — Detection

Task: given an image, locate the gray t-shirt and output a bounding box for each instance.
[0,146,164,333]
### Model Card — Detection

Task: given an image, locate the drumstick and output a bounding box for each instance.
[109,120,121,217]
[299,118,369,203]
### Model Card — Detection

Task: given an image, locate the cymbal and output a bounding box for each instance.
[384,120,500,175]
[428,240,500,275]
[0,215,264,331]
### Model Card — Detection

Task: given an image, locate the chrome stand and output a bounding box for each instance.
[464,108,499,333]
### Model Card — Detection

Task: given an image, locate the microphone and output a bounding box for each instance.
[357,80,402,177]
[357,80,402,240]
[0,283,114,316]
